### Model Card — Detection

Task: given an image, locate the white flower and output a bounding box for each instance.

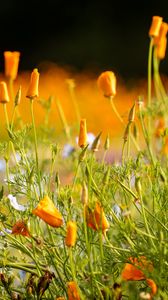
[112,204,121,218]
[0,228,12,236]
[62,144,75,158]
[7,194,27,211]
[0,160,6,172]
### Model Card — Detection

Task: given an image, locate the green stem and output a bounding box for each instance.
[109,96,140,152]
[56,98,71,141]
[68,84,81,124]
[30,99,42,197]
[147,38,153,134]
[139,102,155,165]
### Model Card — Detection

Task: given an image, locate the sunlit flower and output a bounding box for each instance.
[78,119,87,148]
[12,220,30,237]
[26,68,39,99]
[67,281,80,300]
[56,298,65,300]
[32,195,63,227]
[97,71,116,97]
[149,16,163,37]
[65,221,77,247]
[7,194,27,211]
[86,202,109,232]
[0,81,10,104]
[4,51,20,80]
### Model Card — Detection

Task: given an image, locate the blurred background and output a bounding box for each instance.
[1,0,168,79]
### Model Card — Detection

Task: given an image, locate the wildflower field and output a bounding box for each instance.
[0,16,168,300]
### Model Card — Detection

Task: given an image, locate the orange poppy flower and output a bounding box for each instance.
[32,196,63,227]
[26,68,39,99]
[4,51,20,80]
[146,278,157,296]
[156,37,167,59]
[56,298,65,300]
[122,256,153,281]
[149,16,163,37]
[0,81,10,104]
[78,119,87,148]
[97,71,116,98]
[65,221,77,247]
[67,281,80,300]
[122,257,157,296]
[86,202,109,232]
[12,220,30,237]
[153,22,168,45]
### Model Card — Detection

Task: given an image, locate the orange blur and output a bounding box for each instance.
[0,64,152,142]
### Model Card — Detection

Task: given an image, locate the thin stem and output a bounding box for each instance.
[139,102,155,165]
[147,38,153,134]
[68,84,81,124]
[56,98,71,141]
[109,96,140,151]
[30,99,42,197]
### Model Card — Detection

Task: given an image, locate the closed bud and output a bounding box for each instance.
[104,134,110,150]
[156,36,167,59]
[128,103,136,123]
[149,16,163,37]
[0,81,10,104]
[14,86,21,106]
[26,68,39,99]
[91,132,102,152]
[78,119,87,148]
[65,221,77,247]
[4,51,20,80]
[97,71,116,97]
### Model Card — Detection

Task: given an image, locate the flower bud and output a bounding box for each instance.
[78,119,87,148]
[4,51,20,80]
[65,221,77,247]
[0,81,10,104]
[97,71,116,97]
[26,68,39,99]
[149,16,163,37]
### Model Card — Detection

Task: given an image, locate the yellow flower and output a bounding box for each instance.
[78,119,87,148]
[4,51,20,80]
[65,221,77,247]
[149,16,163,37]
[97,71,116,97]
[67,281,80,300]
[0,81,10,104]
[32,195,63,227]
[26,68,39,99]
